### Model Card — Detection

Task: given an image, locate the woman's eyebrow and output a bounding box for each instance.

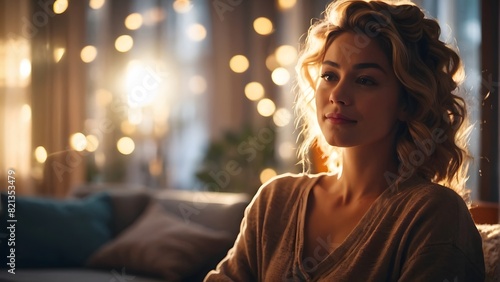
[322,60,387,74]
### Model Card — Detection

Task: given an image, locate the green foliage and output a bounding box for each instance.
[195,125,277,194]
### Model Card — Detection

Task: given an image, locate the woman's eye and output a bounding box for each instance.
[356,76,377,86]
[320,73,337,82]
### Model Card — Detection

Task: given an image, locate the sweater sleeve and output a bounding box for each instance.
[398,186,485,282]
[204,182,270,282]
[399,243,484,282]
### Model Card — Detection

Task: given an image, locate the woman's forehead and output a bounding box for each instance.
[323,32,391,70]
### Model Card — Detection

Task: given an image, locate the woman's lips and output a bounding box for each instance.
[325,113,357,124]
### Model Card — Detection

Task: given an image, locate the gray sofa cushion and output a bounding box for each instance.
[154,190,251,237]
[87,200,234,281]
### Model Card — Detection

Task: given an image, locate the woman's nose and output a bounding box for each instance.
[328,81,351,105]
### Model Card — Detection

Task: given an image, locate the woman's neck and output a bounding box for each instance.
[334,144,399,203]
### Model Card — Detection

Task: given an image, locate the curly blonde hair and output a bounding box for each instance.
[295,0,471,198]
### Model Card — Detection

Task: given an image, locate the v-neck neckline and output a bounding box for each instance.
[295,173,410,280]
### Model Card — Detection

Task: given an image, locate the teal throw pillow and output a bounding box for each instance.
[0,192,113,268]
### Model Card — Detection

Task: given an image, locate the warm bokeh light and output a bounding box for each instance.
[70,132,87,152]
[253,17,273,35]
[81,45,97,63]
[115,35,134,52]
[34,146,47,164]
[189,75,207,95]
[125,13,143,30]
[149,159,163,176]
[96,88,113,107]
[121,121,137,135]
[244,82,264,101]
[117,137,135,155]
[89,0,105,9]
[271,67,290,85]
[265,54,279,71]
[229,55,249,73]
[19,59,31,78]
[143,8,166,26]
[21,104,31,122]
[187,24,207,41]
[278,0,297,10]
[53,48,65,63]
[278,141,295,160]
[128,109,143,125]
[273,108,292,127]
[85,135,99,152]
[124,60,166,108]
[257,98,276,117]
[260,168,277,184]
[53,0,68,14]
[173,0,193,13]
[275,45,297,66]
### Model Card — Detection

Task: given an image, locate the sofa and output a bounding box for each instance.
[0,184,251,282]
[1,184,499,282]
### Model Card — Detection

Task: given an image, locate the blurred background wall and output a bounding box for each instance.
[1,0,494,202]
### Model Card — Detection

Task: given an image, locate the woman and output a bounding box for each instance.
[205,0,485,281]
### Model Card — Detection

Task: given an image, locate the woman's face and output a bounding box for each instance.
[315,32,403,149]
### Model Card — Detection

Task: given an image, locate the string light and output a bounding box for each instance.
[260,168,277,184]
[278,0,297,10]
[89,0,105,10]
[271,67,290,85]
[115,35,134,52]
[245,82,265,101]
[81,45,97,63]
[53,48,65,63]
[125,13,143,30]
[229,55,249,73]
[85,135,99,152]
[53,0,68,14]
[117,137,135,155]
[70,133,87,152]
[275,45,297,67]
[173,0,193,13]
[257,98,276,117]
[34,146,48,163]
[253,17,273,35]
[187,24,207,41]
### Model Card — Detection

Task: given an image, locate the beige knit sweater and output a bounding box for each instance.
[205,173,485,281]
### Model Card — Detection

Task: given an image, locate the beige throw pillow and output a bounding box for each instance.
[86,200,234,281]
[476,224,500,282]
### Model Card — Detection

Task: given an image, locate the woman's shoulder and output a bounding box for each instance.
[389,176,472,224]
[394,176,464,202]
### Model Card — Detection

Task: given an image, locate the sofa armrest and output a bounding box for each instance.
[470,201,499,224]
